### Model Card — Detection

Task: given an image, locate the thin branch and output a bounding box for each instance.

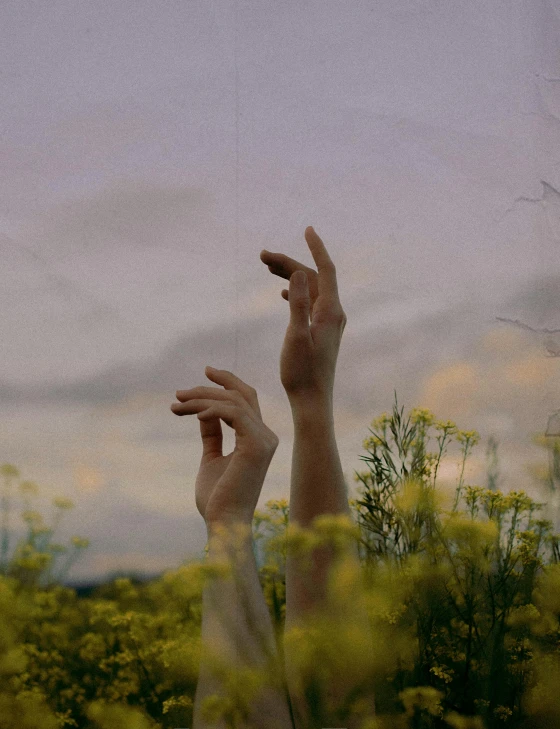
[495,317,560,335]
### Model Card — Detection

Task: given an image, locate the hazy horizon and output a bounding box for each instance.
[1,0,559,582]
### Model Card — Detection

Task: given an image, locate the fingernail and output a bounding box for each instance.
[293,271,306,284]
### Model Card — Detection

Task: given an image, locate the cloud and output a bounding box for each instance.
[479,327,531,358]
[72,462,106,494]
[61,489,209,572]
[496,272,560,332]
[2,268,558,417]
[0,307,286,404]
[503,353,557,388]
[24,179,214,261]
[239,281,289,319]
[0,232,117,325]
[412,323,557,492]
[496,181,560,243]
[418,362,480,419]
[3,268,557,494]
[342,110,527,189]
[3,271,555,581]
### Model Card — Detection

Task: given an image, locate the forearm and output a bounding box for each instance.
[283,397,375,728]
[289,398,351,520]
[194,522,294,729]
[286,398,354,612]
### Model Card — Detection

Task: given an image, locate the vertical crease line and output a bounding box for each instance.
[233,0,240,374]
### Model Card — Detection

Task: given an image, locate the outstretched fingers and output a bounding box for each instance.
[205,368,263,418]
[260,250,319,301]
[172,395,278,461]
[173,399,250,460]
[304,226,340,302]
[175,368,262,419]
[176,398,234,421]
[260,227,341,307]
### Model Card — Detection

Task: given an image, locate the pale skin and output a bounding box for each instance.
[172,227,375,728]
[171,369,294,729]
[261,227,375,728]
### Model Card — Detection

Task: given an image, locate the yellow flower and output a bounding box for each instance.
[456,429,481,446]
[435,419,458,433]
[18,480,39,497]
[430,665,454,683]
[162,695,193,714]
[0,463,20,479]
[21,510,43,525]
[409,408,436,428]
[53,497,74,510]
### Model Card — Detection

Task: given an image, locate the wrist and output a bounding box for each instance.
[205,520,254,565]
[205,517,254,542]
[289,395,334,428]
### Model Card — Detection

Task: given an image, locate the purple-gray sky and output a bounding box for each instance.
[1,0,559,581]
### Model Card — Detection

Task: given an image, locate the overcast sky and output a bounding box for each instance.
[1,0,559,582]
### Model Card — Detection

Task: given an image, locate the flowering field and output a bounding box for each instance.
[1,400,559,729]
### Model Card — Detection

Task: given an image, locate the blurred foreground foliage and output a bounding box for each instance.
[1,398,560,728]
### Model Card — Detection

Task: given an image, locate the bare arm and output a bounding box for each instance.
[261,228,376,729]
[194,521,294,729]
[172,369,294,729]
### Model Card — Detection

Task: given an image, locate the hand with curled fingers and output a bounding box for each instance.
[260,226,347,405]
[171,367,279,529]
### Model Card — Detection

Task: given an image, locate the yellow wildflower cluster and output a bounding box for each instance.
[0,395,559,727]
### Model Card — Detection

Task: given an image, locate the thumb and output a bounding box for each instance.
[199,415,223,458]
[289,271,310,330]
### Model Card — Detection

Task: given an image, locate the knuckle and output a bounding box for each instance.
[330,306,346,323]
[261,434,279,455]
[267,425,279,443]
[315,307,345,326]
[293,296,309,311]
[230,390,245,406]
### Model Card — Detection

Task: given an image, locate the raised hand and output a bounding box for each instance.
[171,367,279,529]
[260,226,346,405]
[262,230,374,728]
